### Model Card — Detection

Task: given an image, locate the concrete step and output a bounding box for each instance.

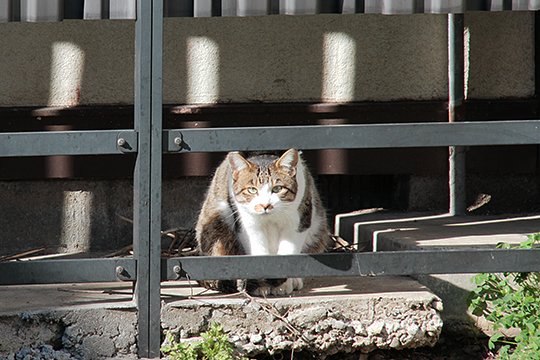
[0,277,443,359]
[335,210,540,330]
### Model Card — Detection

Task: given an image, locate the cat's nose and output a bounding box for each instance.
[255,203,274,213]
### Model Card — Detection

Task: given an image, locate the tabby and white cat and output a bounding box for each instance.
[196,148,331,296]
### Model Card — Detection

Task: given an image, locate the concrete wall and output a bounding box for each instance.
[0,12,536,254]
[0,12,534,107]
[0,179,207,254]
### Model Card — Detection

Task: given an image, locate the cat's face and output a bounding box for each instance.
[228,149,299,215]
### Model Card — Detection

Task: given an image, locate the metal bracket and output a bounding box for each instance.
[171,263,186,280]
[165,131,191,153]
[116,131,138,153]
[116,266,133,281]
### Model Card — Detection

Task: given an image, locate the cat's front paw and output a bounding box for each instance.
[291,277,303,291]
[270,278,303,296]
[250,285,272,297]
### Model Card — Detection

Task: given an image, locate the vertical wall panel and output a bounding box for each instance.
[0,0,10,21]
[21,0,63,22]
[381,0,422,14]
[194,0,212,17]
[110,0,135,19]
[237,0,269,16]
[425,0,465,13]
[84,0,109,19]
[343,0,364,13]
[513,0,540,10]
[11,0,20,21]
[487,0,512,10]
[221,0,236,16]
[317,0,344,13]
[364,0,381,13]
[64,0,84,18]
[280,0,317,15]
[165,0,194,17]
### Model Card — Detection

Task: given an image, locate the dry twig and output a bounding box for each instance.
[0,247,47,262]
[240,291,310,344]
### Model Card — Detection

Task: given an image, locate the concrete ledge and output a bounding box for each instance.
[0,283,137,359]
[0,277,442,359]
[336,210,540,251]
[162,277,442,357]
[335,210,540,329]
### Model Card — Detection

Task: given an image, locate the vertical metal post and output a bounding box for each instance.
[134,0,163,357]
[448,13,466,216]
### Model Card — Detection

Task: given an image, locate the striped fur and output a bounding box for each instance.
[195,149,331,296]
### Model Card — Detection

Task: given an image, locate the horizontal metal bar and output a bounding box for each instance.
[166,249,540,280]
[166,120,540,152]
[4,249,538,285]
[0,258,136,285]
[0,130,137,157]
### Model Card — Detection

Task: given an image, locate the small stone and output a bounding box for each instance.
[389,337,401,348]
[272,335,284,345]
[331,319,347,330]
[351,321,367,336]
[250,333,263,344]
[385,321,398,333]
[367,321,385,336]
[407,324,420,337]
[431,299,444,312]
[280,340,293,348]
[287,306,327,325]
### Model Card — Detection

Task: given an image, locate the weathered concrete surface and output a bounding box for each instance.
[162,277,443,358]
[0,12,533,106]
[0,179,207,256]
[0,284,137,360]
[406,174,540,214]
[335,210,540,330]
[0,277,442,359]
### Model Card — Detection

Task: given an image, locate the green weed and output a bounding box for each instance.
[468,233,540,359]
[161,323,247,360]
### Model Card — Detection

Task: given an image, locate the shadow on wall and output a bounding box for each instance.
[0,20,135,256]
[163,14,447,105]
[162,14,447,176]
[0,180,134,256]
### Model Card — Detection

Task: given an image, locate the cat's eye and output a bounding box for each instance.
[272,185,283,193]
[246,187,258,194]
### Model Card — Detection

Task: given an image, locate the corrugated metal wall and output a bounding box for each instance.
[1,0,539,21]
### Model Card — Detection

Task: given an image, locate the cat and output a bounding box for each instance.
[195,148,332,296]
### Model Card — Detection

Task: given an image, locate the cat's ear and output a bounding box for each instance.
[276,148,299,175]
[228,152,252,180]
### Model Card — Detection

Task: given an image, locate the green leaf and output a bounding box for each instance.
[468,233,540,360]
[489,333,503,350]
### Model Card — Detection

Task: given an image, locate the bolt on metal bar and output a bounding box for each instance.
[165,120,540,153]
[0,130,137,157]
[133,0,163,357]
[448,13,466,216]
[166,249,540,281]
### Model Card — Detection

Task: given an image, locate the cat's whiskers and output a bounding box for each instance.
[224,207,243,227]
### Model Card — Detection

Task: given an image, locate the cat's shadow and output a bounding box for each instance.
[160,275,428,303]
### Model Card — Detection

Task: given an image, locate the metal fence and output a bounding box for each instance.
[1,1,540,358]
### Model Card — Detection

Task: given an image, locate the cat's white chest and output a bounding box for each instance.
[238,210,303,255]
